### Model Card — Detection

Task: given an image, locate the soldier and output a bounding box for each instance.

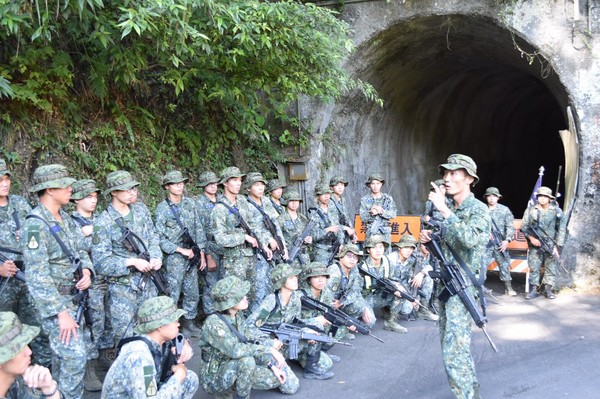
[0,311,62,399]
[196,171,223,315]
[266,179,287,217]
[154,171,206,337]
[22,164,94,399]
[211,167,271,311]
[198,276,299,399]
[92,171,163,347]
[520,186,567,300]
[359,173,397,247]
[359,235,408,333]
[277,189,313,268]
[308,184,343,266]
[423,178,447,225]
[483,187,516,296]
[419,153,491,399]
[329,176,357,243]
[246,263,335,380]
[101,296,198,398]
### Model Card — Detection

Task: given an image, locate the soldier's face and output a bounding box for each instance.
[76,192,98,213]
[166,182,185,196]
[2,345,32,375]
[537,195,551,206]
[340,252,359,268]
[248,181,265,198]
[317,193,330,206]
[486,195,499,206]
[270,187,283,200]
[399,246,415,260]
[49,186,72,206]
[284,275,298,291]
[224,177,242,195]
[369,180,382,194]
[368,243,385,260]
[287,200,300,212]
[204,182,218,195]
[233,296,249,311]
[112,189,134,205]
[442,169,473,197]
[0,174,11,197]
[309,275,327,291]
[159,320,180,341]
[332,183,345,196]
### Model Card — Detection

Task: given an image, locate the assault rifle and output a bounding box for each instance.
[287,213,319,266]
[259,322,350,360]
[0,249,26,297]
[423,224,498,352]
[179,228,203,274]
[522,224,568,273]
[248,198,285,262]
[331,199,353,243]
[160,333,185,386]
[369,195,391,236]
[357,264,419,304]
[309,207,342,266]
[300,295,384,343]
[71,256,93,337]
[490,220,511,264]
[219,202,270,261]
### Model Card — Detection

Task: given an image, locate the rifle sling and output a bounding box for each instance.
[25,214,78,265]
[165,198,194,245]
[444,242,487,316]
[113,214,150,256]
[117,336,163,380]
[215,313,247,344]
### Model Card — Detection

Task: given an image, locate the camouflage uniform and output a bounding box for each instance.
[277,191,311,268]
[154,171,206,322]
[22,165,93,399]
[484,187,515,283]
[93,171,162,346]
[359,174,397,247]
[309,184,343,266]
[265,179,287,217]
[198,276,299,398]
[329,176,354,244]
[101,296,198,398]
[196,171,224,314]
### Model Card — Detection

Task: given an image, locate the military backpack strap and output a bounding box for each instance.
[214,313,248,344]
[71,214,92,227]
[117,336,162,378]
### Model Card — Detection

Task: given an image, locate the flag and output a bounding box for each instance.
[527,166,544,208]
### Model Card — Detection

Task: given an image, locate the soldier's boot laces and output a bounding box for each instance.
[504,281,517,296]
[525,285,540,300]
[181,318,201,338]
[544,284,556,299]
[304,352,334,380]
[417,307,440,322]
[84,359,103,392]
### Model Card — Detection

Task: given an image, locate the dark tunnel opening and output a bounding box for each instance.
[348,14,569,218]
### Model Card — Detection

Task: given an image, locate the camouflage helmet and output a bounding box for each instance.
[103,170,140,196]
[162,170,188,186]
[302,262,330,280]
[365,173,385,187]
[211,276,251,311]
[394,234,418,249]
[329,175,348,187]
[243,172,267,190]
[0,159,11,176]
[29,164,76,193]
[271,263,301,290]
[314,183,332,196]
[134,296,186,334]
[266,179,287,193]
[364,234,388,249]
[483,187,502,199]
[71,179,101,201]
[197,171,220,188]
[283,189,302,202]
[0,311,40,365]
[336,243,363,258]
[219,166,246,185]
[438,154,479,186]
[535,186,556,199]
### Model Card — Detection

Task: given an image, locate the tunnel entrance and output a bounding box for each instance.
[346,14,571,217]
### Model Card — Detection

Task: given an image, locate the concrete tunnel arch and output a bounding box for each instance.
[327,14,573,218]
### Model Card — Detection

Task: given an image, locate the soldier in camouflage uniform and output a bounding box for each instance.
[308,184,343,266]
[359,173,397,247]
[0,311,62,399]
[211,167,272,311]
[101,296,198,398]
[483,187,516,296]
[246,263,334,380]
[420,154,491,399]
[22,164,94,399]
[423,179,448,226]
[359,235,409,333]
[277,190,313,268]
[0,159,51,369]
[196,171,224,315]
[198,276,299,399]
[520,186,567,300]
[266,179,287,217]
[154,171,207,337]
[329,176,357,243]
[92,171,163,347]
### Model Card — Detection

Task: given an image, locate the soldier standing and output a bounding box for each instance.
[520,186,566,300]
[266,179,287,217]
[329,176,357,243]
[483,187,516,296]
[359,173,397,247]
[277,189,313,268]
[22,164,94,399]
[101,296,198,398]
[309,184,343,266]
[198,275,298,399]
[419,154,491,399]
[92,171,163,346]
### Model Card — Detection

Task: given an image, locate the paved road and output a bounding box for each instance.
[86,274,600,398]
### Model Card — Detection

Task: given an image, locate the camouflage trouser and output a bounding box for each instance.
[201,252,222,315]
[201,357,299,397]
[341,301,375,329]
[400,275,434,315]
[280,340,333,373]
[88,279,114,351]
[0,279,52,367]
[486,245,512,281]
[437,286,479,399]
[165,253,199,320]
[250,256,272,313]
[107,282,156,346]
[313,244,336,266]
[40,308,88,399]
[222,254,256,305]
[179,370,200,399]
[527,246,557,286]
[366,292,405,324]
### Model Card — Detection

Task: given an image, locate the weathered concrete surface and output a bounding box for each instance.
[298,0,600,288]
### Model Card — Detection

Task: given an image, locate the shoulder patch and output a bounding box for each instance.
[26,227,40,250]
[143,365,157,396]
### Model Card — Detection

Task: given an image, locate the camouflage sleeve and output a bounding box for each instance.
[359,196,373,224]
[381,194,397,220]
[144,210,163,262]
[503,206,515,241]
[246,294,277,327]
[345,272,369,312]
[153,202,179,255]
[520,207,532,233]
[211,203,246,248]
[193,201,207,250]
[246,204,272,246]
[203,315,270,359]
[92,214,130,277]
[309,211,329,243]
[443,201,490,251]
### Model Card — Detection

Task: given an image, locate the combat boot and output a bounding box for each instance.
[303,352,334,380]
[504,281,517,296]
[84,360,103,392]
[97,348,115,371]
[544,284,556,299]
[180,318,201,338]
[383,311,408,333]
[417,307,440,322]
[525,285,540,300]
